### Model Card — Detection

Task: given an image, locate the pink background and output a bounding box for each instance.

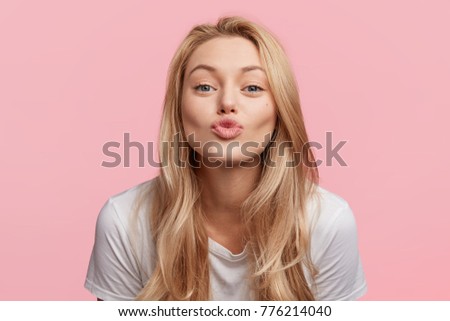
[1,0,449,300]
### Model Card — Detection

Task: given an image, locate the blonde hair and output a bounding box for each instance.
[134,16,320,300]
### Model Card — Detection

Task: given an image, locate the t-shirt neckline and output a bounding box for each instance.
[208,237,248,262]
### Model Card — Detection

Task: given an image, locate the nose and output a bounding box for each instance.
[217,85,237,115]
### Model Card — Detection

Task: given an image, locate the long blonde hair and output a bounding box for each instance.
[134,16,320,300]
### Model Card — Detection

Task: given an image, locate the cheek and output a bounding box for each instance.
[181,106,197,133]
[181,97,212,138]
[181,96,200,132]
[252,102,277,130]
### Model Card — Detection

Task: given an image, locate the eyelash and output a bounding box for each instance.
[194,84,264,94]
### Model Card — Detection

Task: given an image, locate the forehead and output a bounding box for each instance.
[185,36,263,73]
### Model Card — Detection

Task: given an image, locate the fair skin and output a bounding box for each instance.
[181,36,277,254]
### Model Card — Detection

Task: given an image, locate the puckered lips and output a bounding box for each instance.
[211,118,244,140]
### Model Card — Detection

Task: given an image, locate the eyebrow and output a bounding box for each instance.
[187,64,266,77]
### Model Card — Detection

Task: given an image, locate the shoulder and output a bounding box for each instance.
[104,177,157,221]
[85,177,159,300]
[96,177,158,234]
[96,177,159,257]
[315,185,350,213]
[307,185,359,253]
[307,185,356,236]
[305,185,367,300]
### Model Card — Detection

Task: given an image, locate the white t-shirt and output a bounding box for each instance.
[84,177,367,301]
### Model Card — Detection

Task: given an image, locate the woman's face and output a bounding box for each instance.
[181,36,277,166]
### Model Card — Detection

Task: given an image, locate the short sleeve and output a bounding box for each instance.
[312,204,368,300]
[84,198,143,300]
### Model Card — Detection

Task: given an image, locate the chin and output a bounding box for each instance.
[201,154,262,168]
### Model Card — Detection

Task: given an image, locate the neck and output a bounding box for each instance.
[195,162,262,222]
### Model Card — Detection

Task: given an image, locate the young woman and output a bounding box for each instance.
[85,16,367,301]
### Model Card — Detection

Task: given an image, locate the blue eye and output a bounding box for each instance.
[194,84,213,92]
[245,85,263,93]
[194,84,263,94]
